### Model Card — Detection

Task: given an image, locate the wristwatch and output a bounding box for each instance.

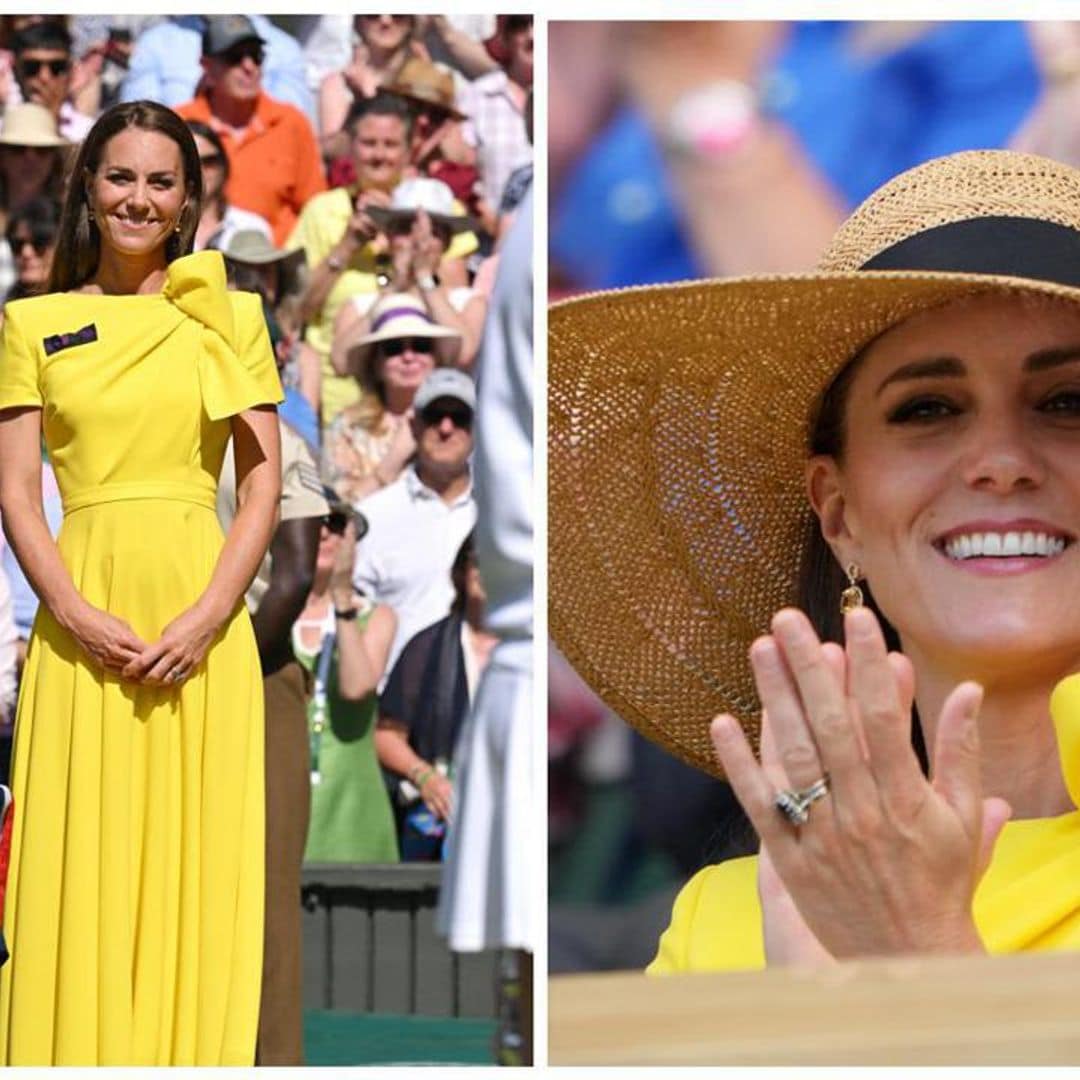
[333,606,359,621]
[662,79,759,159]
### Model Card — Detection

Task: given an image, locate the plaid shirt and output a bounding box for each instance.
[459,69,532,209]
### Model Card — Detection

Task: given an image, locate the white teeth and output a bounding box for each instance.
[944,530,1068,560]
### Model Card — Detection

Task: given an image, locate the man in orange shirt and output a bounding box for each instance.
[176,15,325,246]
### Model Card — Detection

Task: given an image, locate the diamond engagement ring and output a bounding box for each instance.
[775,776,830,826]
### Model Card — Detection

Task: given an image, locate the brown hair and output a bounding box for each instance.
[47,100,202,294]
[797,344,929,771]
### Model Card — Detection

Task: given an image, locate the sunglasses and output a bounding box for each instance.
[421,403,472,430]
[376,337,434,358]
[322,511,349,536]
[8,234,51,255]
[221,43,264,67]
[199,151,226,168]
[18,57,70,78]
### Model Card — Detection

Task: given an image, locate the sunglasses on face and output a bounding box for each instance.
[18,57,70,78]
[322,511,349,536]
[376,337,434,359]
[221,43,264,67]
[8,234,50,255]
[8,144,54,158]
[421,404,472,430]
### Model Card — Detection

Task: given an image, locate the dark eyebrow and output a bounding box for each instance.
[1025,345,1080,372]
[875,344,1080,397]
[874,356,963,397]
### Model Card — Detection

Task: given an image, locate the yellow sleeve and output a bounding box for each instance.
[447,200,479,259]
[647,856,766,975]
[231,292,284,407]
[0,303,42,409]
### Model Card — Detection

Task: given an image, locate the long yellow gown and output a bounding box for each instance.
[0,251,282,1064]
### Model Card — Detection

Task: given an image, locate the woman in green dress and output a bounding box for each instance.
[294,498,399,862]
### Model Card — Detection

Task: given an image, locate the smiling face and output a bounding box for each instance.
[376,335,437,397]
[809,291,1080,678]
[352,113,408,193]
[87,127,187,261]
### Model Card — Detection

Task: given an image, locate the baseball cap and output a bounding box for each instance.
[413,369,476,414]
[202,15,265,57]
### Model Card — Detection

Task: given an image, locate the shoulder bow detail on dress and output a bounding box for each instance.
[163,250,277,421]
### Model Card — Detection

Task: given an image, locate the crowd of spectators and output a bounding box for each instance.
[0,12,534,870]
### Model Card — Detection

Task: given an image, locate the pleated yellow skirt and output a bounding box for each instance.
[0,496,264,1065]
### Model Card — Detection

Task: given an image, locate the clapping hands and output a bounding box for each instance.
[711,606,1012,963]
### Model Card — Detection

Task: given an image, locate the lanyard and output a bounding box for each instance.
[309,630,336,785]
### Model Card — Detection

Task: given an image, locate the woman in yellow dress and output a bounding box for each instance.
[0,101,282,1063]
[549,149,1080,972]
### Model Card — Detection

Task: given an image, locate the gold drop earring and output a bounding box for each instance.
[839,563,864,615]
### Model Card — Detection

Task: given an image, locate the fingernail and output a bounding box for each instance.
[711,714,738,742]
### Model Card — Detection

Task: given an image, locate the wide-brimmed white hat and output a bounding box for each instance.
[349,293,462,392]
[367,177,475,236]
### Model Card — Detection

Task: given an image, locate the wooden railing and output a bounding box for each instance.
[550,950,1080,1065]
[301,863,498,1018]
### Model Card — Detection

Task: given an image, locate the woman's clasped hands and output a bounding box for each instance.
[711,606,1013,965]
[70,599,222,688]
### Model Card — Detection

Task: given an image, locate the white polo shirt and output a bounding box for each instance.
[353,464,477,678]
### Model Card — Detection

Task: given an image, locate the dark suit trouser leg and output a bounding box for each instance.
[256,660,310,1066]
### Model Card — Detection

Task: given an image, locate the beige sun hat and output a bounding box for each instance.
[0,103,66,148]
[549,149,1080,778]
[350,292,462,393]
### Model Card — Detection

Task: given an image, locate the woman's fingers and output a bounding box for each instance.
[711,714,791,850]
[769,609,871,799]
[122,639,169,680]
[844,607,925,798]
[930,680,985,834]
[749,634,825,791]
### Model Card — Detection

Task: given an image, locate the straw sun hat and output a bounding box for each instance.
[0,103,66,148]
[550,149,1080,779]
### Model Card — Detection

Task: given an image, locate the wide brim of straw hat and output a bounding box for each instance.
[382,81,467,122]
[549,268,1080,778]
[367,204,475,236]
